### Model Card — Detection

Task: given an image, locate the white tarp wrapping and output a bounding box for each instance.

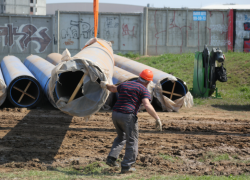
[154,80,194,112]
[138,81,155,112]
[0,69,7,106]
[113,54,193,112]
[48,57,112,117]
[0,79,7,106]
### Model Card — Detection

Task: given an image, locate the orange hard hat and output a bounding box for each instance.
[139,69,153,81]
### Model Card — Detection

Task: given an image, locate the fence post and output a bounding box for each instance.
[78,12,81,51]
[119,13,121,52]
[8,15,11,54]
[57,11,60,53]
[143,7,148,55]
[140,13,143,55]
[52,15,55,53]
[30,15,33,54]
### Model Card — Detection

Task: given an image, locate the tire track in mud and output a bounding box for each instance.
[0,108,250,176]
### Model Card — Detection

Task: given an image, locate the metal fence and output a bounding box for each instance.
[0,8,249,62]
[54,11,143,56]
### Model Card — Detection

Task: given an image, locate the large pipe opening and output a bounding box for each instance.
[9,77,40,107]
[161,79,187,101]
[153,79,187,109]
[55,71,85,101]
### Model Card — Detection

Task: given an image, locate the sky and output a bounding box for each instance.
[47,0,250,8]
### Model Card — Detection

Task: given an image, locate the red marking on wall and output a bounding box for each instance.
[244,22,250,31]
[122,24,136,38]
[154,10,166,54]
[227,9,234,51]
[167,11,192,53]
[153,10,229,54]
[244,39,250,52]
[64,39,74,45]
[123,44,125,46]
[220,12,225,23]
[206,27,212,45]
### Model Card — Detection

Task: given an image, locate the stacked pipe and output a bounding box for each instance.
[0,68,7,106]
[45,53,62,66]
[0,56,42,108]
[24,55,56,107]
[113,54,189,112]
[113,66,138,85]
[44,54,146,110]
[24,39,114,117]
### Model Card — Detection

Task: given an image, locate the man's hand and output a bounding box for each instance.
[101,83,118,93]
[100,81,108,89]
[155,118,162,131]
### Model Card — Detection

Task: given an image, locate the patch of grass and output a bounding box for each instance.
[134,52,250,107]
[83,162,106,174]
[213,153,230,162]
[199,152,230,162]
[193,98,207,106]
[159,153,178,162]
[1,169,250,180]
[143,174,250,180]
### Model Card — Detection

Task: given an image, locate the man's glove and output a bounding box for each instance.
[100,81,108,89]
[155,118,162,131]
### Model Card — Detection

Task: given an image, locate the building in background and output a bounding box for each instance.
[0,0,46,15]
[46,2,144,15]
[201,4,250,9]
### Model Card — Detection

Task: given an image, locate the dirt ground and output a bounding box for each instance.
[0,103,250,177]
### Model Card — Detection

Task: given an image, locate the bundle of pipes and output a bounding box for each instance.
[0,56,42,108]
[114,54,191,112]
[25,38,113,117]
[46,53,62,66]
[112,66,138,85]
[0,68,7,106]
[24,55,56,107]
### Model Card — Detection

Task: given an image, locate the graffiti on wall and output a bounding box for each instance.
[245,15,250,21]
[211,35,231,46]
[243,15,250,52]
[0,24,51,53]
[104,17,119,40]
[235,13,250,52]
[61,17,138,47]
[154,10,192,54]
[61,20,95,39]
[122,24,137,38]
[61,20,99,45]
[153,10,230,54]
[244,22,250,31]
[244,39,250,52]
[209,24,230,46]
[210,24,228,33]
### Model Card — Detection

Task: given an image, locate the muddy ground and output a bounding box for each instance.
[0,102,250,177]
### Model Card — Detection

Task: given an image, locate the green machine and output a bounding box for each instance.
[191,45,227,98]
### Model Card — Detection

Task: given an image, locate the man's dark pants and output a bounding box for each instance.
[108,111,138,168]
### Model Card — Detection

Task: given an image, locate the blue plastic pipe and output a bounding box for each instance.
[24,55,55,92]
[24,55,56,107]
[0,68,7,106]
[0,56,42,108]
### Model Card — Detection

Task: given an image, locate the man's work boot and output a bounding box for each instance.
[121,166,136,174]
[106,156,119,167]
